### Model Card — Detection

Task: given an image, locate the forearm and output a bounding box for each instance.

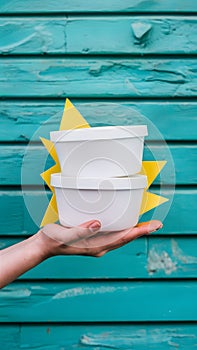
[0,231,53,289]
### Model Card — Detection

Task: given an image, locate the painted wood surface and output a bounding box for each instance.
[0,188,196,235]
[1,0,197,13]
[0,2,197,348]
[1,236,197,279]
[1,58,197,97]
[1,280,197,322]
[1,101,197,141]
[1,17,197,54]
[0,144,195,185]
[1,323,197,350]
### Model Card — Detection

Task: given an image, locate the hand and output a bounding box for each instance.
[0,219,163,288]
[40,219,163,258]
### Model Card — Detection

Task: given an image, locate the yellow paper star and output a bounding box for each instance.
[40,99,168,226]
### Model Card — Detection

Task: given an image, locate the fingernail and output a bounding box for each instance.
[89,221,101,233]
[148,222,163,233]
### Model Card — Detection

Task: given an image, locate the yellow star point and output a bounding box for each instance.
[60,98,90,130]
[140,190,169,215]
[40,163,60,193]
[40,137,60,165]
[40,194,59,227]
[40,99,168,226]
[139,160,167,189]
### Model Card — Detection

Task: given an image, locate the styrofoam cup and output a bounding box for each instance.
[51,173,147,231]
[50,125,148,177]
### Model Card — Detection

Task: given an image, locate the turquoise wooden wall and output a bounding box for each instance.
[0,1,197,348]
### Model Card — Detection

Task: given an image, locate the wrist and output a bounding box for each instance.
[35,229,60,258]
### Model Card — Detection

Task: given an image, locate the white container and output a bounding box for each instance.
[51,173,147,231]
[50,125,148,177]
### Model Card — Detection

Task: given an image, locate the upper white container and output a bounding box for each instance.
[50,125,148,177]
[51,173,147,231]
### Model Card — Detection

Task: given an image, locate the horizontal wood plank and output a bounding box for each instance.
[1,236,197,279]
[0,17,197,55]
[0,236,147,279]
[0,17,66,54]
[0,189,196,235]
[1,101,197,141]
[1,280,197,322]
[1,0,197,13]
[1,323,197,349]
[0,58,197,97]
[0,144,195,185]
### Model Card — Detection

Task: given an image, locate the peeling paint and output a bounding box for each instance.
[148,239,197,276]
[53,286,128,300]
[0,20,66,54]
[131,22,152,40]
[148,248,177,275]
[80,328,196,348]
[171,239,197,264]
[0,288,31,298]
[0,29,36,53]
[125,78,140,94]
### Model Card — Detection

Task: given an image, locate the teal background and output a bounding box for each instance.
[0,1,197,348]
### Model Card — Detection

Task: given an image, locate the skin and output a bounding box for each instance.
[0,219,162,289]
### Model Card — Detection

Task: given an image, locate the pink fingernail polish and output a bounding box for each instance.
[89,221,101,232]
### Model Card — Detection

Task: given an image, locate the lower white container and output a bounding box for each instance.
[51,173,147,231]
[50,125,148,177]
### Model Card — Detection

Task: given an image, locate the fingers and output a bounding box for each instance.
[79,220,101,230]
[41,220,162,254]
[92,220,163,253]
[69,220,101,243]
[42,220,101,245]
[119,220,163,243]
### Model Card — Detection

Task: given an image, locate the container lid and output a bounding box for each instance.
[51,173,147,190]
[50,125,148,142]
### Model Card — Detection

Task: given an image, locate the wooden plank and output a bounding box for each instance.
[1,101,197,142]
[1,236,197,279]
[67,17,197,55]
[0,325,20,350]
[1,323,197,350]
[1,0,197,13]
[1,17,197,55]
[147,236,197,277]
[0,144,196,185]
[0,236,147,279]
[0,18,66,55]
[0,188,196,235]
[0,280,197,322]
[0,58,197,97]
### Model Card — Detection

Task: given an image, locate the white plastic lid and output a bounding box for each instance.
[51,173,147,190]
[50,125,148,142]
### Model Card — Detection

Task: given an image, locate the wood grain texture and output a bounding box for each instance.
[1,236,197,279]
[0,189,196,235]
[1,323,197,350]
[1,0,197,13]
[0,17,197,54]
[1,280,197,322]
[0,144,195,185]
[1,101,197,142]
[0,58,197,97]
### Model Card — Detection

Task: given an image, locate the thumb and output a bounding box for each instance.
[79,219,101,230]
[41,220,101,245]
[67,220,101,243]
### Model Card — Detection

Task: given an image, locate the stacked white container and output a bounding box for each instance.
[50,125,148,231]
